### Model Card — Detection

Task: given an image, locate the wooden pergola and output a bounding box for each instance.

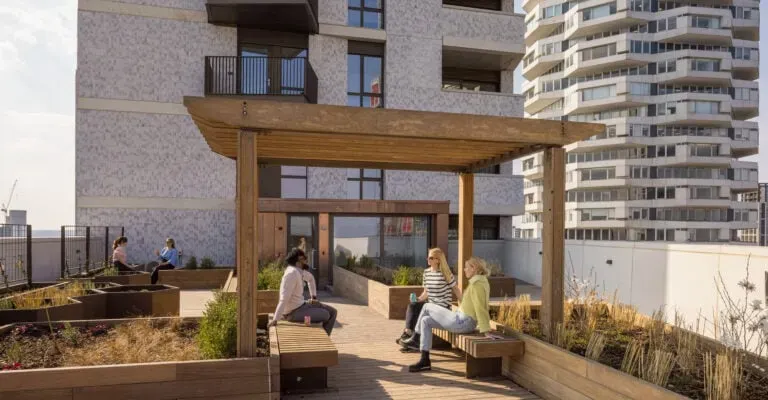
[183,97,604,356]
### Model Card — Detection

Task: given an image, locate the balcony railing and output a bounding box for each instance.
[204,56,318,103]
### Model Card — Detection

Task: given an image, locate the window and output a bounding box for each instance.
[657,16,677,31]
[656,186,676,199]
[629,0,651,11]
[657,144,676,157]
[348,44,384,108]
[580,43,617,61]
[689,144,720,157]
[522,157,536,171]
[582,3,616,21]
[690,186,719,200]
[630,83,650,96]
[734,88,759,101]
[348,0,384,29]
[691,59,720,72]
[580,167,615,181]
[448,215,500,240]
[281,166,307,199]
[346,169,383,199]
[688,101,719,115]
[691,15,720,29]
[689,229,719,242]
[657,229,676,242]
[581,208,614,221]
[332,215,431,269]
[581,85,616,101]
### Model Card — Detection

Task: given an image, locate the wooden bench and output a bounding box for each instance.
[275,320,338,393]
[432,327,524,378]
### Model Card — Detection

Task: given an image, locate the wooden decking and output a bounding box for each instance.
[282,294,539,400]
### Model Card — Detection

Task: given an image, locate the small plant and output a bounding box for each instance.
[553,322,575,351]
[60,322,81,346]
[641,349,675,387]
[499,294,531,332]
[197,291,237,359]
[705,349,744,400]
[392,266,423,286]
[200,257,216,269]
[258,261,285,290]
[4,341,23,365]
[358,255,375,269]
[487,261,504,277]
[586,332,606,361]
[0,297,13,310]
[621,339,644,376]
[102,264,118,276]
[185,256,198,270]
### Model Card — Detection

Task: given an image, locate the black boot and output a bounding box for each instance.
[408,351,431,372]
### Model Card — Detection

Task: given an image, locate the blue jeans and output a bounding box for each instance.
[414,303,477,351]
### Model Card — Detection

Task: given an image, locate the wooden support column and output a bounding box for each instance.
[318,213,330,288]
[237,131,260,357]
[541,147,565,340]
[458,173,474,291]
[435,213,449,254]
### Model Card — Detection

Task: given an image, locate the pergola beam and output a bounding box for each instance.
[236,130,260,357]
[541,147,565,340]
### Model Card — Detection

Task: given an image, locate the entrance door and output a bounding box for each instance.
[287,214,318,281]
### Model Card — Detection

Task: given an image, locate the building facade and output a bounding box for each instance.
[75,0,525,277]
[518,0,759,243]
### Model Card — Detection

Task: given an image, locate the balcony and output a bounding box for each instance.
[204,56,318,103]
[205,0,318,34]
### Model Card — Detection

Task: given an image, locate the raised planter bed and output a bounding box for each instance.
[0,317,278,400]
[332,266,420,320]
[488,276,516,298]
[0,282,85,325]
[222,271,279,314]
[496,322,687,400]
[94,285,180,318]
[158,268,233,290]
[93,271,151,286]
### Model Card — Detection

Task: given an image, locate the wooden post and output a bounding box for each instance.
[435,213,449,254]
[318,213,330,288]
[237,130,260,357]
[541,147,565,340]
[458,173,474,291]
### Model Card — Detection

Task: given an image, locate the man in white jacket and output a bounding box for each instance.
[267,248,338,335]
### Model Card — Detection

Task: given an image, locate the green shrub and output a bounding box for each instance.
[258,263,285,290]
[358,255,375,269]
[197,291,237,359]
[185,256,198,270]
[392,266,424,286]
[200,257,215,269]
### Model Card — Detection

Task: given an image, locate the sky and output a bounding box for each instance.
[0,1,765,230]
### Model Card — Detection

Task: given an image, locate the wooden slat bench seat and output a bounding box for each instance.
[432,327,524,378]
[275,321,338,393]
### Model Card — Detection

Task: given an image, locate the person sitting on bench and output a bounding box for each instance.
[150,238,179,284]
[403,256,492,373]
[111,236,138,272]
[397,247,461,348]
[268,248,338,336]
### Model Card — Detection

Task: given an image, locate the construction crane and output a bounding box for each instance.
[1,180,18,221]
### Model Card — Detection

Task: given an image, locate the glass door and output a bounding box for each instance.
[287,214,318,282]
[240,45,268,95]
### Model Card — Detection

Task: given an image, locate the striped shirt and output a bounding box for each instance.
[423,269,456,308]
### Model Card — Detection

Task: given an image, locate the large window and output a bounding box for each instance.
[581,85,616,101]
[348,0,384,29]
[347,168,383,200]
[582,3,616,21]
[333,216,431,269]
[348,44,384,108]
[580,43,617,61]
[448,215,500,240]
[281,166,307,199]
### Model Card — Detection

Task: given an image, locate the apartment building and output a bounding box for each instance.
[74,0,525,280]
[518,0,759,243]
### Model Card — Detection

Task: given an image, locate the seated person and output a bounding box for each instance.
[268,248,338,336]
[397,247,461,347]
[111,236,137,272]
[150,238,179,284]
[404,257,493,373]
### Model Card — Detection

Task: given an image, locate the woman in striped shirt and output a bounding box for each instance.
[396,248,461,346]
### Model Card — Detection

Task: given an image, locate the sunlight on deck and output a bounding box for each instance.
[282,294,539,400]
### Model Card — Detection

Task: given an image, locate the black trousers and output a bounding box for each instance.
[404,301,427,331]
[113,261,135,273]
[151,264,175,284]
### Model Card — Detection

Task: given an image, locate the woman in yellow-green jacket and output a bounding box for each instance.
[404,256,492,372]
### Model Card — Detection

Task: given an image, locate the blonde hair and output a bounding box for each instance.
[428,248,453,283]
[466,257,489,276]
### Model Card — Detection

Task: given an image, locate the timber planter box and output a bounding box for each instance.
[158,268,233,290]
[496,323,687,400]
[258,290,279,314]
[0,318,279,400]
[0,300,83,325]
[94,285,180,318]
[488,276,516,298]
[93,271,151,286]
[332,266,420,320]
